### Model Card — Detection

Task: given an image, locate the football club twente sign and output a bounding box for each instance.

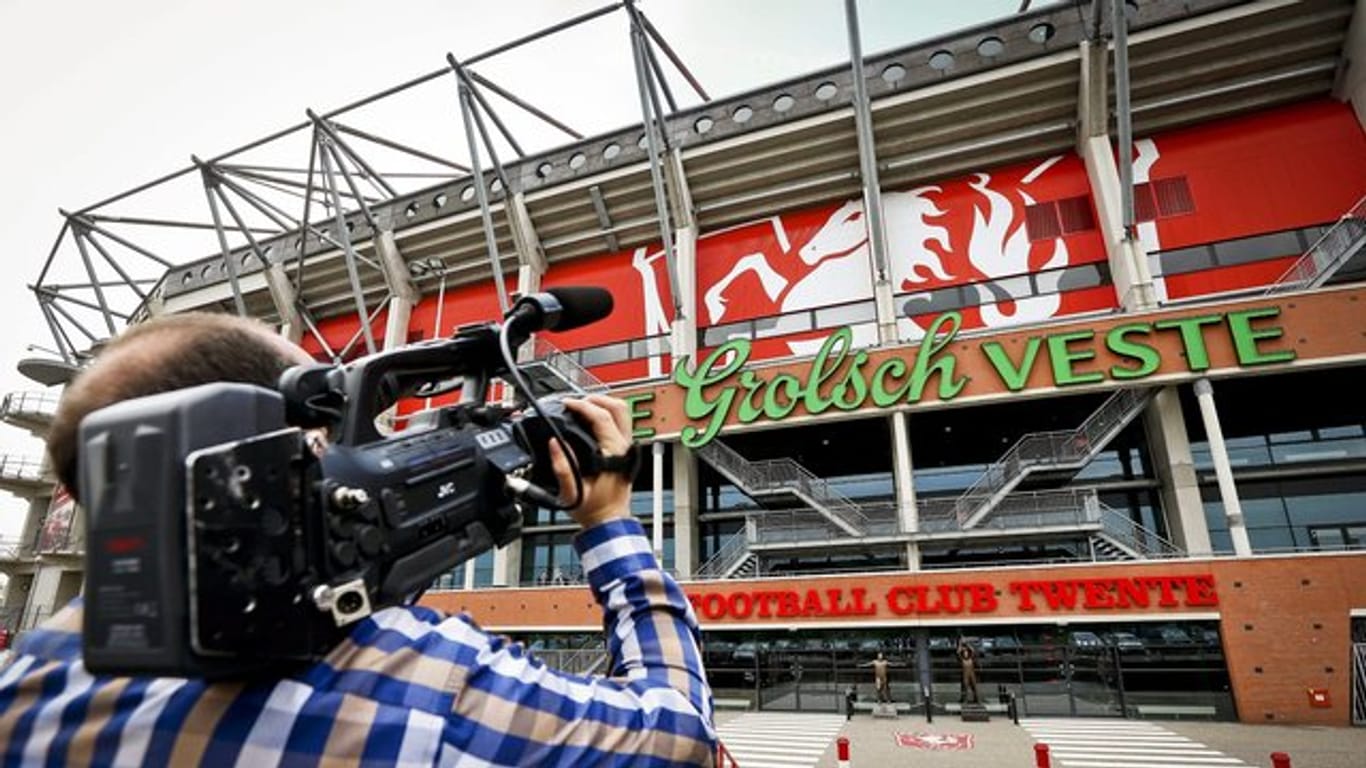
[619,286,1366,444]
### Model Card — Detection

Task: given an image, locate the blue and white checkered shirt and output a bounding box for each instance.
[0,518,716,766]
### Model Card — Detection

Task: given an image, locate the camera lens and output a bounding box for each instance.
[336,590,364,616]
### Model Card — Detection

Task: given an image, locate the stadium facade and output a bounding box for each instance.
[4,0,1365,725]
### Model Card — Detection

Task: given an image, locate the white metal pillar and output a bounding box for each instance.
[1193,379,1252,556]
[890,411,921,571]
[664,146,700,578]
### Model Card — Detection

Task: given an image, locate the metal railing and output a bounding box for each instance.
[0,455,49,485]
[0,538,35,561]
[0,391,60,424]
[696,528,753,580]
[1097,505,1184,559]
[1267,194,1366,293]
[519,337,611,395]
[926,489,1103,535]
[697,440,868,534]
[747,505,901,546]
[954,388,1152,528]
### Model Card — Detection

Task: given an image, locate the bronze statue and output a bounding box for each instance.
[957,639,979,704]
[869,652,891,704]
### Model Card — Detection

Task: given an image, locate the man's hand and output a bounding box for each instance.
[548,394,635,530]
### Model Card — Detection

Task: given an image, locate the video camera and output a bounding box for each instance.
[79,286,620,679]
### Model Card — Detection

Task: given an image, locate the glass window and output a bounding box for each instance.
[580,342,630,367]
[814,301,876,328]
[754,312,813,339]
[472,549,495,588]
[702,321,751,346]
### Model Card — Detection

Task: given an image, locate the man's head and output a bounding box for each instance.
[46,312,313,504]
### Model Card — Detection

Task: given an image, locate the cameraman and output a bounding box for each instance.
[0,313,717,766]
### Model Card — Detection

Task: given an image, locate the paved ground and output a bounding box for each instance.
[713,711,1366,768]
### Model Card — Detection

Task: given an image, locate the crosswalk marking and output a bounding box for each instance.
[716,713,845,768]
[1021,719,1249,768]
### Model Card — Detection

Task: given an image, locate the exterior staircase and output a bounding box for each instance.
[1266,194,1366,293]
[696,528,760,580]
[954,387,1154,529]
[695,439,869,536]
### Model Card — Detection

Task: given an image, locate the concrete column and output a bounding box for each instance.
[665,149,698,364]
[1192,379,1252,556]
[1076,40,1157,313]
[672,444,700,578]
[492,542,523,588]
[462,559,476,590]
[375,227,417,351]
[495,220,551,586]
[1335,0,1366,131]
[508,192,548,280]
[889,411,921,571]
[1142,387,1213,556]
[262,261,302,344]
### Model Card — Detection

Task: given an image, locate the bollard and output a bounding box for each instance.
[1271,752,1291,768]
[837,736,851,768]
[1034,743,1051,768]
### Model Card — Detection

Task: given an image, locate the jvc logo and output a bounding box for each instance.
[437,481,457,499]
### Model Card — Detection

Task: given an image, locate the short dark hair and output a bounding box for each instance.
[46,313,297,503]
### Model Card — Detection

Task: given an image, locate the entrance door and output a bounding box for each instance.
[1016,644,1124,717]
[756,643,841,712]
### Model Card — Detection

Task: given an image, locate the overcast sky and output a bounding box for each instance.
[0,0,1025,535]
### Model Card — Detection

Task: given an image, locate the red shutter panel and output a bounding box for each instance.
[1025,202,1062,241]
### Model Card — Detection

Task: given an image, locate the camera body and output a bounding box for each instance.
[80,314,604,679]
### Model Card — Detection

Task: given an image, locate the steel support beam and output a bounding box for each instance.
[1113,0,1136,237]
[196,162,251,317]
[844,0,899,345]
[449,54,512,314]
[627,2,683,319]
[317,142,378,355]
[68,226,120,334]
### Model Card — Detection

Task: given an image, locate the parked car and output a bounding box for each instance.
[1069,631,1105,653]
[1138,625,1195,647]
[1103,632,1146,654]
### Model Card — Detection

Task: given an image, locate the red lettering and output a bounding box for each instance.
[886,586,915,616]
[686,593,704,615]
[702,593,726,620]
[1037,581,1079,611]
[935,585,965,614]
[1185,574,1219,607]
[966,583,998,613]
[777,591,801,617]
[727,592,754,619]
[1009,582,1038,611]
[1143,577,1179,607]
[755,592,779,618]
[1082,580,1115,609]
[913,585,934,613]
[802,589,825,616]
[1115,578,1148,609]
[825,588,848,616]
[849,587,877,616]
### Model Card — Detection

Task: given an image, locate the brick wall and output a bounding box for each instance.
[421,551,1366,725]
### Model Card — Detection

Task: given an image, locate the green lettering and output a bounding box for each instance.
[1227,307,1295,365]
[870,357,910,406]
[674,340,749,447]
[762,373,803,419]
[1047,330,1104,386]
[906,312,968,402]
[1105,323,1161,380]
[624,392,657,439]
[981,337,1042,391]
[736,370,765,423]
[803,327,853,415]
[832,350,870,410]
[1154,314,1223,372]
